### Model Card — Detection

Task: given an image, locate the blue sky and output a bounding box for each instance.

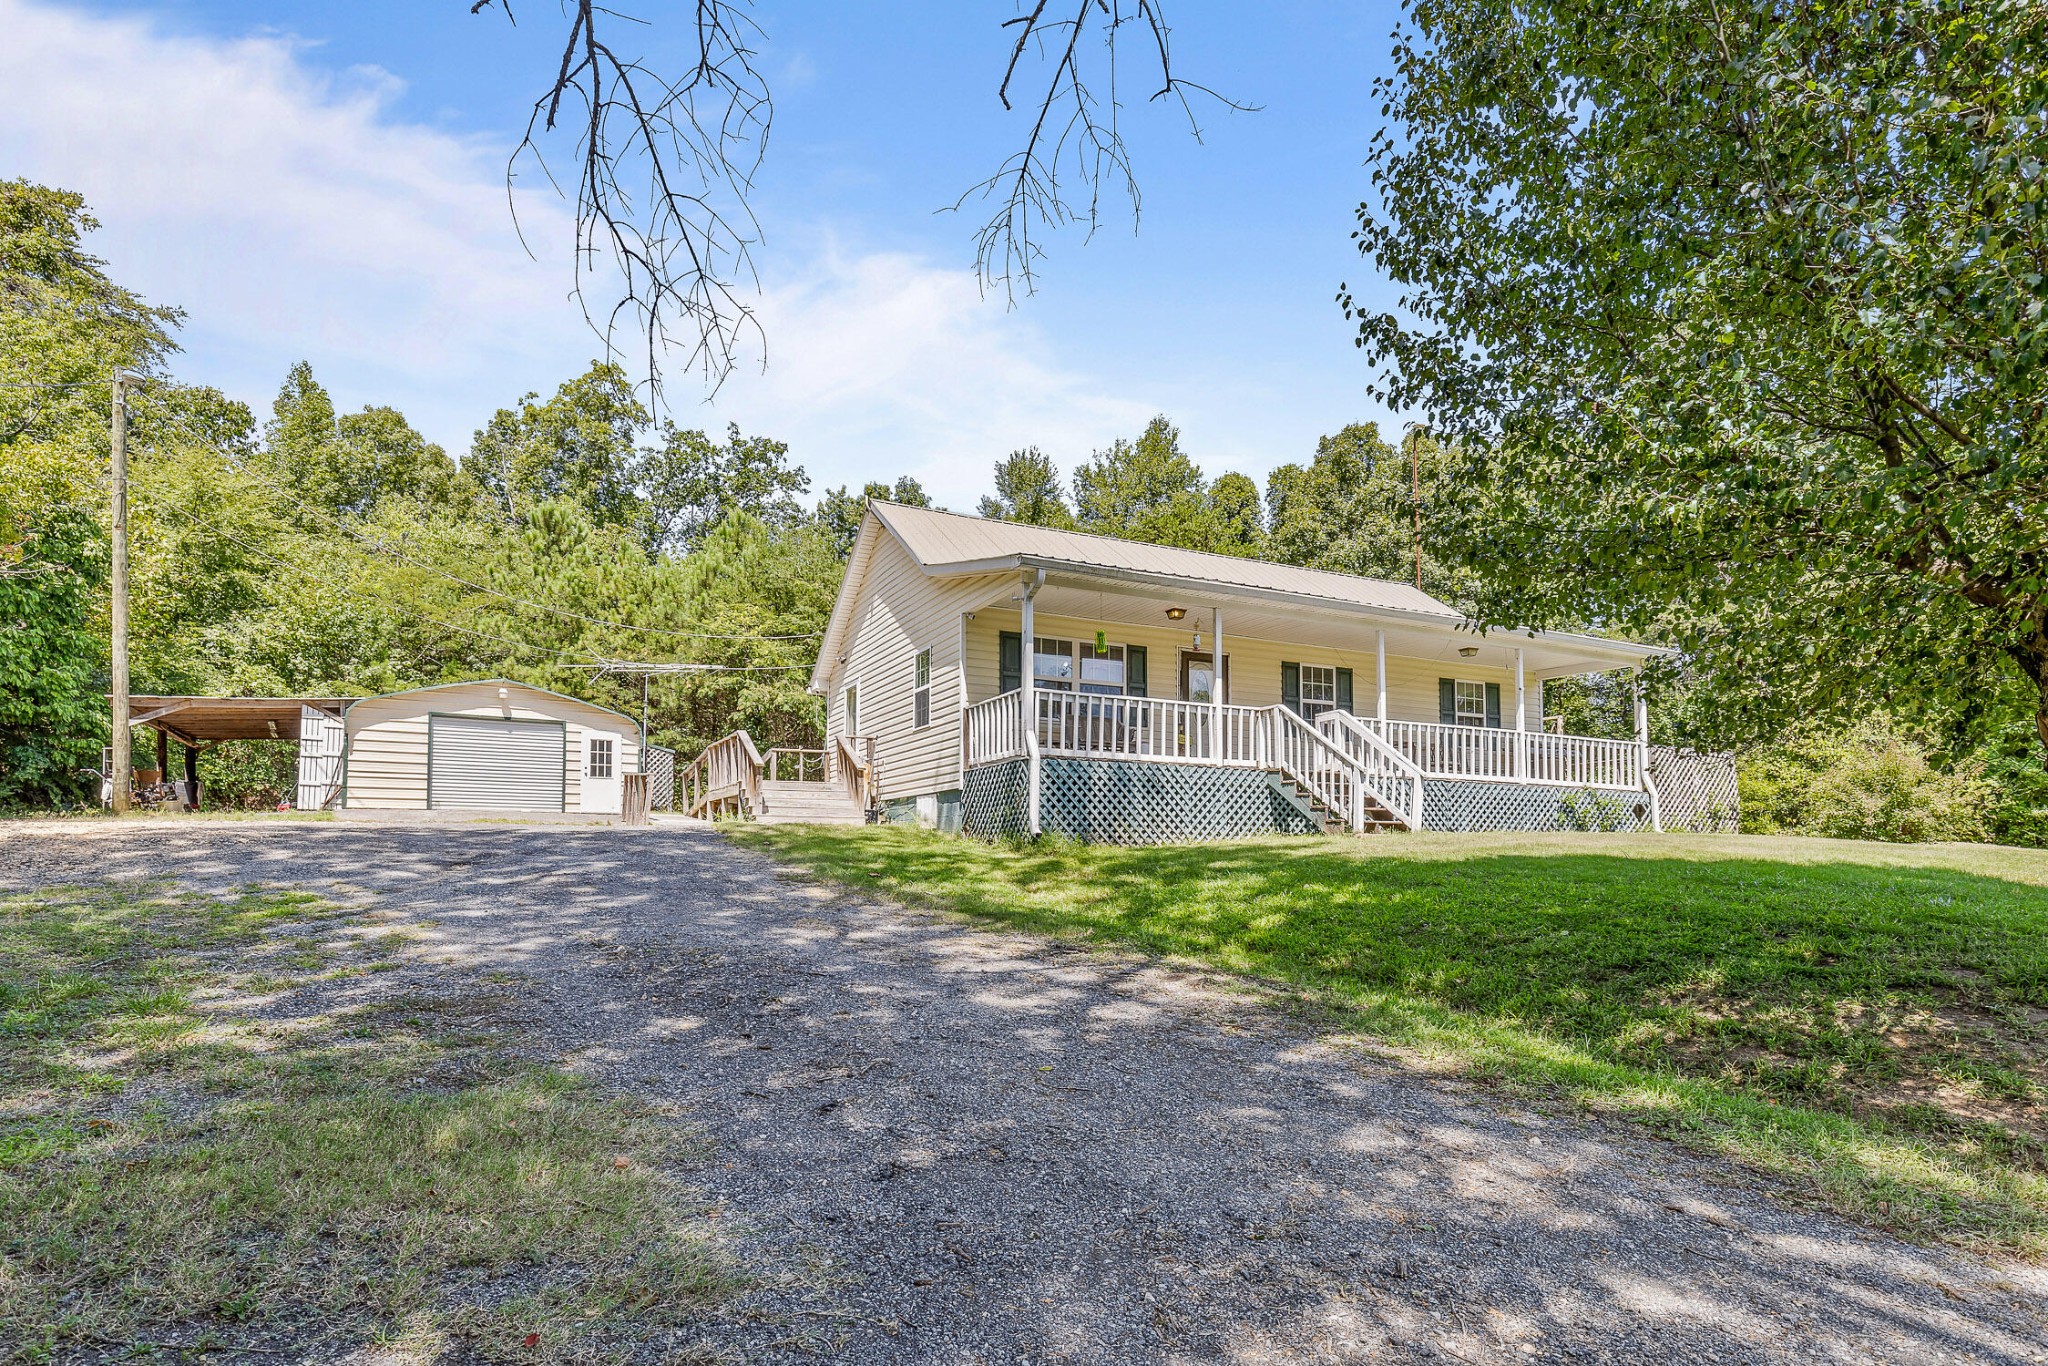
[2,1,1412,507]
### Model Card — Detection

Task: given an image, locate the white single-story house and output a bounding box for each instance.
[306,679,642,816]
[751,501,1734,842]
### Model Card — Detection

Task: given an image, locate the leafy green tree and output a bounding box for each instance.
[465,363,649,531]
[1070,416,1259,554]
[816,476,933,556]
[979,447,1075,528]
[1208,472,1264,556]
[0,509,105,805]
[1345,0,2048,755]
[642,421,810,555]
[1264,424,1472,603]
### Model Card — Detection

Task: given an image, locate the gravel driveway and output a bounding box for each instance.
[6,820,2045,1365]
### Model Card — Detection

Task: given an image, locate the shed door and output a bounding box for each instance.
[296,706,345,811]
[429,715,565,810]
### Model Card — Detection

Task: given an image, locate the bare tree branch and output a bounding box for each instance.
[481,0,772,396]
[958,0,1254,303]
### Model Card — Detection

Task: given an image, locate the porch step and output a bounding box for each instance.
[756,779,867,826]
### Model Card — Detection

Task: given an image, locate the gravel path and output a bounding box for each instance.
[6,820,2045,1365]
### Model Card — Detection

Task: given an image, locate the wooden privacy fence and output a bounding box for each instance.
[622,773,650,826]
[1647,746,1740,832]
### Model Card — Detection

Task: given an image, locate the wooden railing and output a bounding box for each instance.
[680,730,764,818]
[1360,717,1641,789]
[1316,711,1424,831]
[831,735,874,811]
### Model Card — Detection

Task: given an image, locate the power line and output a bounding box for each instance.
[128,408,823,643]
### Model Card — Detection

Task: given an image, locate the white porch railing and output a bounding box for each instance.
[965,690,1643,795]
[1359,717,1641,789]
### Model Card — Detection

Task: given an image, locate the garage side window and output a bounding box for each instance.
[913,649,932,729]
[588,736,614,778]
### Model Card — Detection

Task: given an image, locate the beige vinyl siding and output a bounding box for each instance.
[342,683,640,810]
[820,532,1005,800]
[964,610,1540,730]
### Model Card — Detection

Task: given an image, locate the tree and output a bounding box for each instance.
[0,508,104,805]
[979,446,1074,528]
[642,421,810,556]
[1264,424,1472,604]
[465,362,649,531]
[816,476,933,556]
[1345,1,2048,755]
[1071,416,1260,555]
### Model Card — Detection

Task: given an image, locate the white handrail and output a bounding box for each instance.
[1033,691,1266,765]
[1268,706,1375,833]
[966,692,1025,765]
[1317,711,1424,831]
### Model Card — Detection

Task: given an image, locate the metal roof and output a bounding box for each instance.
[871,501,1463,618]
[125,696,350,744]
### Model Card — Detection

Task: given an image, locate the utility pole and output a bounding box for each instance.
[1411,432,1423,591]
[108,372,138,813]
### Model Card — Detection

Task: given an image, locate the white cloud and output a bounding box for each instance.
[0,0,1151,505]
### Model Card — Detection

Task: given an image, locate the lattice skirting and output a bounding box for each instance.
[1422,780,1653,833]
[964,758,1320,845]
[644,746,676,811]
[962,760,1032,840]
[1648,747,1741,832]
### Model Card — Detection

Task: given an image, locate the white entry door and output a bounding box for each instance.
[580,733,622,814]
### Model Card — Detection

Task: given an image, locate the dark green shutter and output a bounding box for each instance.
[1335,668,1354,714]
[1485,682,1502,728]
[1125,645,1148,697]
[999,632,1022,693]
[1281,662,1302,715]
[1439,678,1456,725]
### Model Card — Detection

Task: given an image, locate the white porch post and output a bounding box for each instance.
[1514,647,1527,779]
[1633,667,1661,831]
[1212,606,1226,761]
[1375,629,1387,722]
[1020,572,1042,835]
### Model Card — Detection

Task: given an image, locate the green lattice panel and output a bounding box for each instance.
[1039,759,1320,845]
[962,759,1032,840]
[1422,780,1651,833]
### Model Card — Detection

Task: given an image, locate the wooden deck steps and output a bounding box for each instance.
[756,779,867,826]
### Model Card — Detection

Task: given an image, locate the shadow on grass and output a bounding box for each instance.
[0,882,738,1362]
[740,827,2048,1254]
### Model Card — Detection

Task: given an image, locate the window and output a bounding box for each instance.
[587,736,614,778]
[1299,664,1338,719]
[1079,643,1125,695]
[1033,637,1075,690]
[1454,679,1488,727]
[913,649,932,728]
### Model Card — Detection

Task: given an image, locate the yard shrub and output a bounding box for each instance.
[1740,718,1989,843]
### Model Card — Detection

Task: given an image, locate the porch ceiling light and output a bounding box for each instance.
[1458,646,1479,658]
[1165,606,1187,621]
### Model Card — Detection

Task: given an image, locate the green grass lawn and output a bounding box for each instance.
[734,826,2048,1258]
[0,882,737,1362]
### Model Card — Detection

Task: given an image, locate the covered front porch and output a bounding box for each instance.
[953,568,1666,842]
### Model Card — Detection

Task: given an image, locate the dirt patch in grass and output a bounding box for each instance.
[737,826,2048,1257]
[0,883,742,1362]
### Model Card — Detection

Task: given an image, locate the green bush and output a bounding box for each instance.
[1740,719,1988,843]
[195,740,299,810]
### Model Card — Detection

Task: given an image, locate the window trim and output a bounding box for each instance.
[913,649,933,729]
[1453,678,1489,728]
[1298,663,1338,719]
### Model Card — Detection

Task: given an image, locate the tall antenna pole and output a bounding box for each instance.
[109,372,137,813]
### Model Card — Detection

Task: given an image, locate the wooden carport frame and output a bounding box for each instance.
[122,696,351,808]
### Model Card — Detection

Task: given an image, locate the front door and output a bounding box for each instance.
[1179,651,1229,703]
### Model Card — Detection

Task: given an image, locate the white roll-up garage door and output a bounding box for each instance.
[428,715,565,810]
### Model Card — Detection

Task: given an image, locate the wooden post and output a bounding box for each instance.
[1212,606,1225,761]
[622,773,649,826]
[184,743,199,811]
[109,374,134,812]
[1375,629,1387,722]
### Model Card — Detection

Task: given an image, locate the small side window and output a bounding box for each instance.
[913,649,932,729]
[588,736,614,778]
